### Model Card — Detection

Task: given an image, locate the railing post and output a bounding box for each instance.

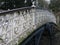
[31,7,36,29]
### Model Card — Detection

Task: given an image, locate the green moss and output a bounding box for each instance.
[15,43,17,45]
[18,36,25,44]
[18,29,35,45]
[26,31,31,35]
[0,38,3,40]
[0,38,4,43]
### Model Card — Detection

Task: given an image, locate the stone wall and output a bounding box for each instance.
[0,7,56,45]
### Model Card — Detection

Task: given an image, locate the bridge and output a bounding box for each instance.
[0,6,59,45]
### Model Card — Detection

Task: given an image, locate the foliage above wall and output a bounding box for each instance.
[0,0,32,10]
[49,0,60,13]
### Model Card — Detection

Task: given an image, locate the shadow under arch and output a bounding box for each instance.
[19,22,60,45]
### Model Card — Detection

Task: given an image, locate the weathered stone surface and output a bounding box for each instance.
[0,8,56,45]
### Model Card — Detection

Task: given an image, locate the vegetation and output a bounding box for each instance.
[49,0,60,13]
[37,0,49,9]
[0,0,32,10]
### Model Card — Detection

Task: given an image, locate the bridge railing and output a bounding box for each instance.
[0,7,37,45]
[0,7,56,45]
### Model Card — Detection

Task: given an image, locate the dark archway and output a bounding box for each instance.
[19,22,60,45]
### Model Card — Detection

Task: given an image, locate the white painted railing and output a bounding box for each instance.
[0,7,56,45]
